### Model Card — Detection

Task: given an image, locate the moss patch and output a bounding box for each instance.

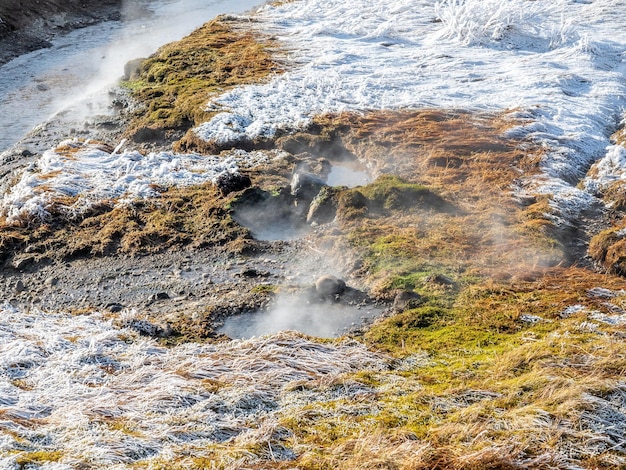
[123,15,281,147]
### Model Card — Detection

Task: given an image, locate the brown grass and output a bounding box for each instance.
[123,16,282,149]
[0,182,252,262]
[297,109,564,289]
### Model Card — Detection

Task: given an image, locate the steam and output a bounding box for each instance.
[52,0,266,121]
[224,160,378,340]
[0,0,266,152]
[220,295,383,339]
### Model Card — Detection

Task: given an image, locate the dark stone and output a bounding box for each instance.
[14,280,26,293]
[237,268,270,278]
[315,275,346,298]
[426,274,456,286]
[290,171,326,202]
[214,172,252,196]
[393,291,423,312]
[307,186,338,225]
[106,302,124,313]
[152,292,170,301]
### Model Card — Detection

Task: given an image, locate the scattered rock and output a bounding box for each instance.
[392,291,423,312]
[315,275,346,298]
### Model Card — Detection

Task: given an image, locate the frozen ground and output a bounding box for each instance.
[0,304,386,468]
[1,1,626,466]
[194,0,626,224]
[3,0,626,226]
[0,0,266,153]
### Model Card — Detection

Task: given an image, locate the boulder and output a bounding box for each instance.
[307,186,338,225]
[214,171,251,196]
[290,171,326,203]
[392,291,423,312]
[315,275,346,298]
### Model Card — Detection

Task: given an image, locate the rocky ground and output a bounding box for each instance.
[0,85,382,342]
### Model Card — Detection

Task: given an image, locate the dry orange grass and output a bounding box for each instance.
[306,109,561,287]
[123,15,283,148]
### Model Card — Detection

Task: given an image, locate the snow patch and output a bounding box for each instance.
[0,304,386,467]
[0,139,283,221]
[193,0,626,225]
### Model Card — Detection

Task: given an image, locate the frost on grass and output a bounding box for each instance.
[192,0,626,227]
[0,304,387,468]
[0,139,282,223]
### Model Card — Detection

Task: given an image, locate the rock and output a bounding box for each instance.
[106,302,124,313]
[44,277,59,287]
[393,291,423,312]
[125,319,172,337]
[152,292,170,301]
[214,171,252,196]
[237,268,270,278]
[290,171,326,202]
[307,186,338,225]
[14,280,26,293]
[315,275,346,298]
[425,274,455,286]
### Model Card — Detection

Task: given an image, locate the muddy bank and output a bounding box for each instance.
[0,0,123,65]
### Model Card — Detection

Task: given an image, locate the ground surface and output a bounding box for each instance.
[0,0,125,65]
[2,4,626,469]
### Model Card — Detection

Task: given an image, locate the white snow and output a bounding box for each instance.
[3,0,626,223]
[194,0,626,221]
[0,139,283,222]
[0,304,386,467]
[584,144,626,196]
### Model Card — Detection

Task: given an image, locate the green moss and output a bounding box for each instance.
[15,450,63,467]
[123,17,281,147]
[251,284,278,294]
[338,175,453,217]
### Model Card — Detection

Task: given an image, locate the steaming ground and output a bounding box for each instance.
[0,0,266,153]
[2,0,626,467]
[219,297,384,339]
[4,0,626,226]
[194,0,626,225]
